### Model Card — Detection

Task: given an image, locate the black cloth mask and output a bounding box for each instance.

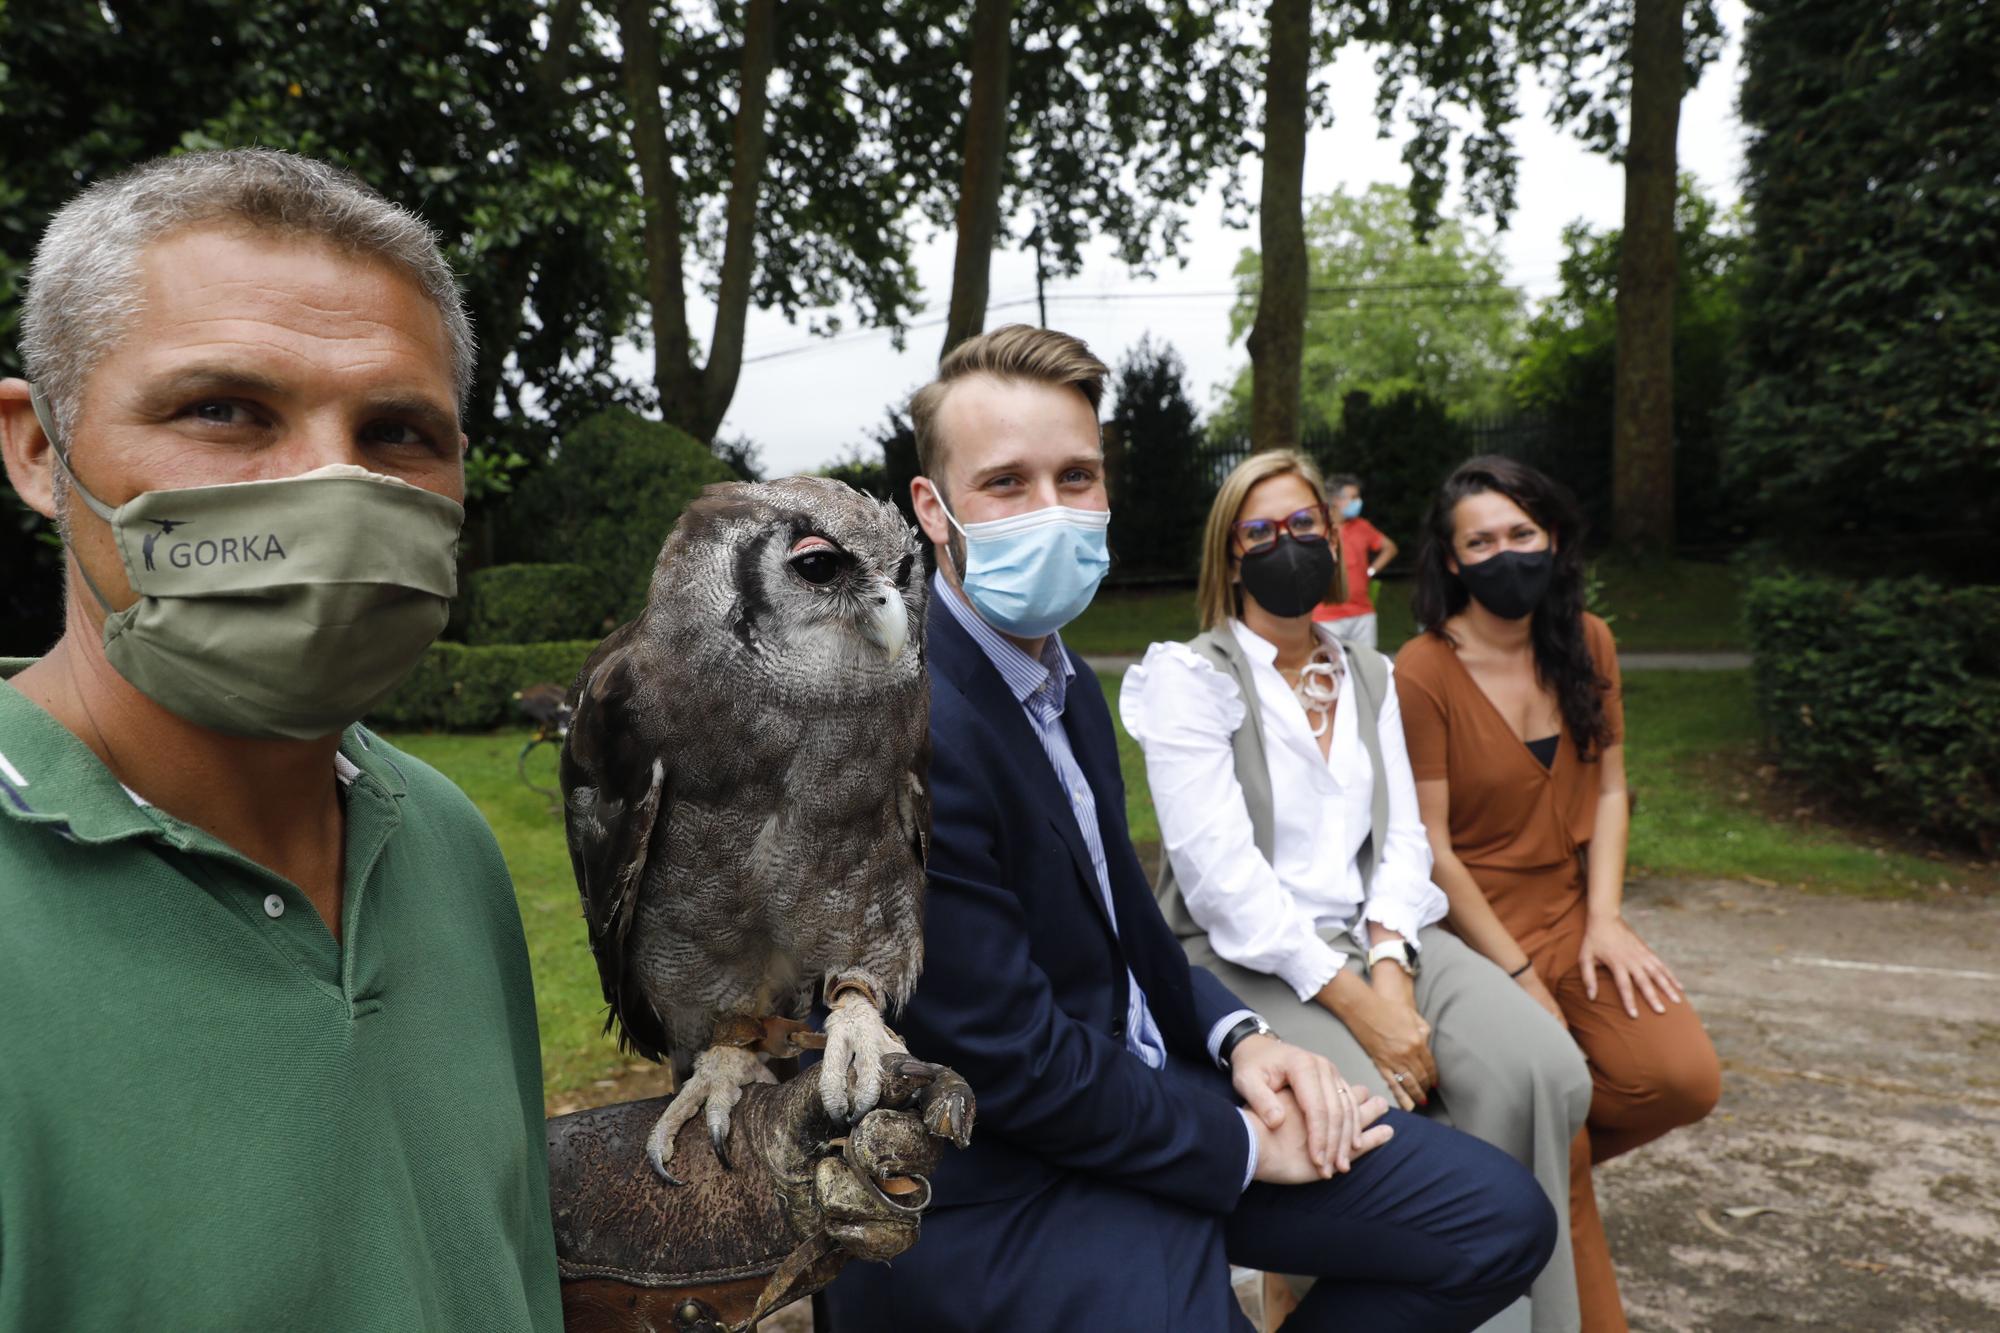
[1456,548,1554,620]
[1238,534,1337,619]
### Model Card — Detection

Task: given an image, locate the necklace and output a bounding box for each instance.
[1283,646,1342,738]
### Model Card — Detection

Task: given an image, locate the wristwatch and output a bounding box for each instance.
[1366,938,1420,979]
[1218,1014,1277,1069]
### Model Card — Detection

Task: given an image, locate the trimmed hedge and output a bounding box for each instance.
[370,640,601,732]
[503,408,736,620]
[466,563,606,646]
[1744,573,2000,850]
[1730,0,2000,567]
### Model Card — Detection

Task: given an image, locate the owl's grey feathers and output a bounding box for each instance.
[562,477,930,1100]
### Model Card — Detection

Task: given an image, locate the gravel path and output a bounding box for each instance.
[1597,876,2000,1332]
[560,876,2000,1331]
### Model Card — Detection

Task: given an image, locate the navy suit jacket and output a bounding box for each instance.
[904,595,1252,1216]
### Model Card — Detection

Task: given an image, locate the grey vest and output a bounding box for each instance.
[1154,627,1394,942]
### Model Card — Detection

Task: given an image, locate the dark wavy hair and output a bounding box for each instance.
[1411,455,1614,759]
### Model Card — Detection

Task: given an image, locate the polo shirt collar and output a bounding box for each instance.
[0,665,405,846]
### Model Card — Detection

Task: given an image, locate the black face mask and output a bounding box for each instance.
[1457,548,1554,620]
[1238,534,1337,620]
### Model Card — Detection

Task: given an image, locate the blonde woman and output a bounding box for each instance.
[1121,451,1593,1333]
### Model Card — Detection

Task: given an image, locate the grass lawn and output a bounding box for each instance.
[1063,558,1743,658]
[385,655,1972,1103]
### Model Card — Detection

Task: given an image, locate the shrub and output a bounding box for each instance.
[466,564,607,646]
[1744,572,2000,850]
[502,408,736,619]
[370,640,603,732]
[1312,388,1472,541]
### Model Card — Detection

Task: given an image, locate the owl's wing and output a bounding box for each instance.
[901,724,932,871]
[560,621,672,1062]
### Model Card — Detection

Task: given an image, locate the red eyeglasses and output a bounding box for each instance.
[1233,505,1331,556]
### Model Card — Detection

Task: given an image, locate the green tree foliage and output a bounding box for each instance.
[0,0,646,649]
[933,0,1261,352]
[1224,184,1524,435]
[503,408,735,621]
[1534,0,1726,156]
[1310,389,1472,543]
[1511,177,1744,545]
[1728,0,2000,571]
[0,0,646,448]
[1105,338,1209,576]
[615,2,952,441]
[1241,0,1560,450]
[820,410,920,528]
[1744,572,2000,851]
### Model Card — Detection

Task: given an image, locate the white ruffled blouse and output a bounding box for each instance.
[1120,620,1450,1002]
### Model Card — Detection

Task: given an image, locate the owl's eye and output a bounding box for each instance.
[790,547,843,585]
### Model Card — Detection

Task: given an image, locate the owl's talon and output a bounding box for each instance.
[920,1074,976,1149]
[819,988,904,1124]
[645,1043,774,1183]
[709,1120,732,1171]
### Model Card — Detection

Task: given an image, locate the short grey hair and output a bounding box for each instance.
[20,148,475,444]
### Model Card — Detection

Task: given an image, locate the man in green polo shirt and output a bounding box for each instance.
[0,150,562,1328]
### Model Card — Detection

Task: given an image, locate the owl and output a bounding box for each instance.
[560,476,931,1182]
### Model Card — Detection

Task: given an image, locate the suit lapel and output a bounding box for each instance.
[927,602,1113,933]
[1058,648,1200,1044]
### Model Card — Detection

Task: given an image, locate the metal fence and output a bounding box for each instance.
[1190,414,1569,485]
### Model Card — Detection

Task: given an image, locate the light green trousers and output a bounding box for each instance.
[1189,924,1594,1333]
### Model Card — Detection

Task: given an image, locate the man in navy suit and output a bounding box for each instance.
[824,325,1555,1331]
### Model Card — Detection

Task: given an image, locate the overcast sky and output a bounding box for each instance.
[666,2,1750,477]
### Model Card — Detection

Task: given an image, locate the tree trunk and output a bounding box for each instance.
[616,0,702,429]
[1612,0,1684,557]
[696,0,778,440]
[540,0,587,89]
[940,0,1014,359]
[1247,0,1310,452]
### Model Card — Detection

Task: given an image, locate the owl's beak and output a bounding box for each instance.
[861,578,908,659]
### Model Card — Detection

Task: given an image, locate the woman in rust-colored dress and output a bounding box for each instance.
[1394,456,1720,1333]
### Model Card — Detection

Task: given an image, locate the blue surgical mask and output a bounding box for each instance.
[938,496,1111,638]
[1342,497,1364,520]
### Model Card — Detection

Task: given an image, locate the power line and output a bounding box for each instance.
[735,280,1525,367]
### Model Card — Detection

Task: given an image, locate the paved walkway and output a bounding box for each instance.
[1081,649,1752,675]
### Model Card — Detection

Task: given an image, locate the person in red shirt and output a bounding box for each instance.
[1314,474,1399,647]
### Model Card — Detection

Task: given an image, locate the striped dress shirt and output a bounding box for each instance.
[935,574,1170,1068]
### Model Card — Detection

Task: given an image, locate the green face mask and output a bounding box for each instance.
[30,384,464,740]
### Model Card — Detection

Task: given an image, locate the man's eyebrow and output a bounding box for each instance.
[365,393,460,439]
[135,366,288,407]
[132,367,458,436]
[967,458,1031,485]
[968,452,1102,484]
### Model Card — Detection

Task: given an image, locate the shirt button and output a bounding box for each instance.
[263,893,285,919]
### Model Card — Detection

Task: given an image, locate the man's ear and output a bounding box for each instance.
[0,378,59,520]
[909,475,952,549]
